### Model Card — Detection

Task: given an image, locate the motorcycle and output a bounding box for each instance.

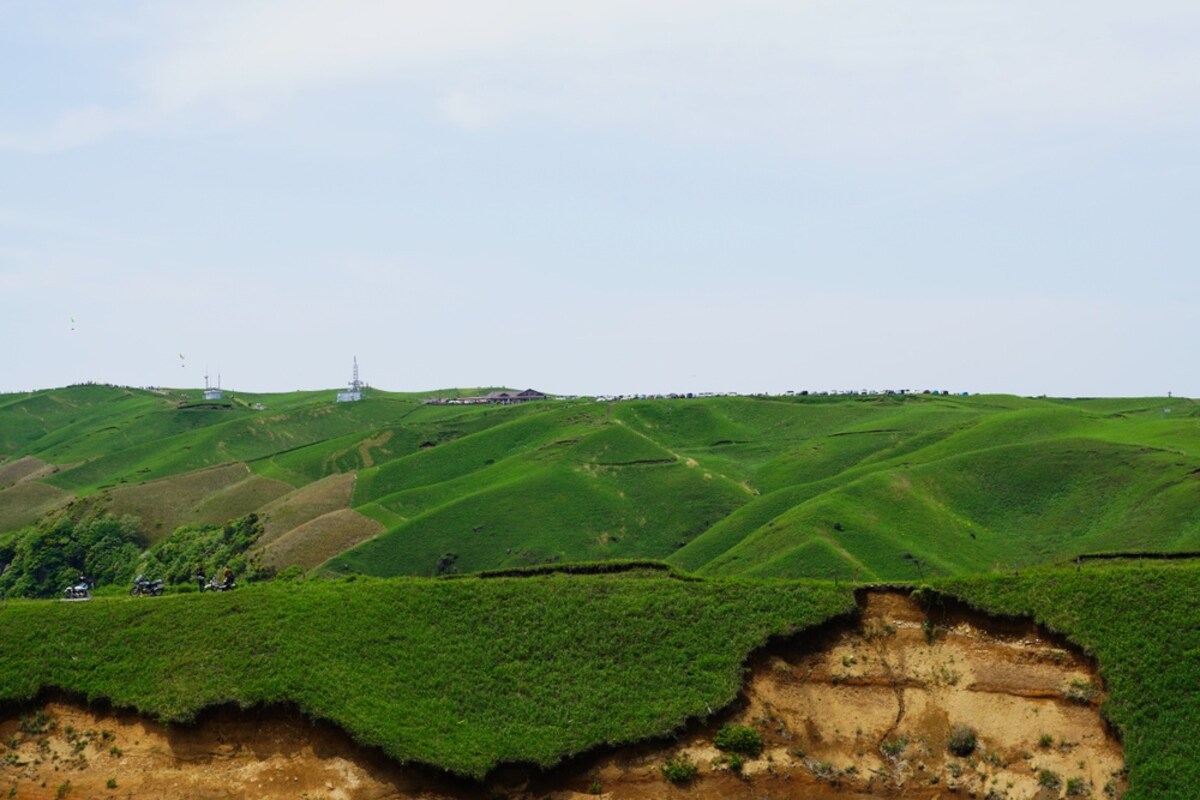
[130,575,164,597]
[63,579,92,601]
[203,577,237,592]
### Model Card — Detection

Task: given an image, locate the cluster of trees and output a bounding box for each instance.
[0,513,273,598]
[138,514,272,587]
[0,515,142,598]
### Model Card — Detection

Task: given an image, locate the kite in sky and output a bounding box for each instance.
[179,353,186,368]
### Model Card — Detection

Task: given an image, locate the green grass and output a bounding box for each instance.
[0,573,853,777]
[0,563,1196,796]
[4,388,1200,580]
[330,457,748,576]
[937,562,1200,800]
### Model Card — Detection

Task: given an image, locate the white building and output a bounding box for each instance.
[203,371,223,401]
[336,357,365,403]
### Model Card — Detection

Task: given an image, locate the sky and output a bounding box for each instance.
[2,1,1198,397]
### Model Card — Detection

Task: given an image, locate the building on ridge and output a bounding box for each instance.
[203,370,223,401]
[425,388,547,405]
[336,357,365,403]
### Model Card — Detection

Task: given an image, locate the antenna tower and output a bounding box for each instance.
[351,356,363,392]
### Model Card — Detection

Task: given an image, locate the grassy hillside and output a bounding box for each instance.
[0,572,852,778]
[2,386,1198,582]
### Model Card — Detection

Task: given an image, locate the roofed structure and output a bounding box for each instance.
[336,357,365,403]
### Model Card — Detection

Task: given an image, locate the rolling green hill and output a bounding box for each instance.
[2,385,1197,797]
[1,385,1198,584]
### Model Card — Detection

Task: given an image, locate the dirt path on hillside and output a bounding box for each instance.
[0,592,1126,799]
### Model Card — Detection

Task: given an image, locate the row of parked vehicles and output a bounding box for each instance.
[62,571,237,600]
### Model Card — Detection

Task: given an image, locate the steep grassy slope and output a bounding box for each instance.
[694,436,1200,580]
[2,387,1198,580]
[332,410,752,575]
[0,385,163,458]
[0,573,853,777]
[668,401,1200,580]
[103,463,292,543]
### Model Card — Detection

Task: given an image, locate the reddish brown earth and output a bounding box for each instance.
[0,592,1126,799]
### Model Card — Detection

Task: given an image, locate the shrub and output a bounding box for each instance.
[138,514,268,587]
[1065,679,1099,704]
[1039,769,1062,790]
[714,724,763,757]
[661,754,698,784]
[1066,776,1088,796]
[726,752,745,774]
[18,712,53,735]
[0,516,141,598]
[947,724,977,757]
[274,565,306,582]
[806,759,836,781]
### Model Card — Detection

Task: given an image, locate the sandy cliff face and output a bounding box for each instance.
[0,591,1124,800]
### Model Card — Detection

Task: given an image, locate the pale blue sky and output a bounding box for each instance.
[3,1,1198,396]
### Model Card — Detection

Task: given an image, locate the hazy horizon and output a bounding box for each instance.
[3,2,1198,398]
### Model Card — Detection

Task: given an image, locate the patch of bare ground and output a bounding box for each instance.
[258,509,384,570]
[258,473,359,548]
[0,702,462,800]
[0,592,1127,800]
[103,464,292,542]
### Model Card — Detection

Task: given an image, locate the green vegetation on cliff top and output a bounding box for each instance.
[0,563,1194,799]
[0,572,853,777]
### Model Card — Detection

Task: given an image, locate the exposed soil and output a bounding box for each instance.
[0,591,1126,799]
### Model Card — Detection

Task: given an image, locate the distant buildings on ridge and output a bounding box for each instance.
[424,389,548,406]
[203,370,222,401]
